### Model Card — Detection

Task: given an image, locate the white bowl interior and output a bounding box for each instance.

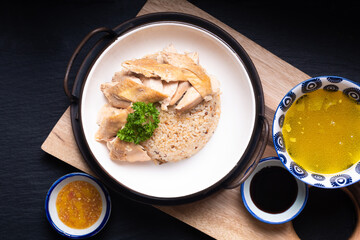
[47,174,109,237]
[273,77,360,188]
[241,158,308,224]
[81,22,256,198]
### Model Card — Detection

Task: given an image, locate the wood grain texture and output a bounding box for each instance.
[41,0,360,239]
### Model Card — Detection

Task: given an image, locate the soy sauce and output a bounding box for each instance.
[250,166,298,213]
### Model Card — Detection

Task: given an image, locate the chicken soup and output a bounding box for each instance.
[282,89,360,174]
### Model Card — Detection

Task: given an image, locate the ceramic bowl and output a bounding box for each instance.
[45,173,111,239]
[70,12,267,205]
[273,76,360,188]
[241,157,308,224]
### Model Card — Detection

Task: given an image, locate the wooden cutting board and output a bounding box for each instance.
[41,0,360,239]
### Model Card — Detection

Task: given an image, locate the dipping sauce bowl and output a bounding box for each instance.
[241,157,308,224]
[45,173,111,238]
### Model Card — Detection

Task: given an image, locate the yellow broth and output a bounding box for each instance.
[282,89,360,174]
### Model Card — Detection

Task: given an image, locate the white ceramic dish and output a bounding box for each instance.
[45,173,111,239]
[81,22,256,198]
[241,157,308,224]
[273,76,360,188]
[67,13,266,204]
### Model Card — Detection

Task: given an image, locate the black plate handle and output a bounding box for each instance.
[63,27,117,102]
[224,115,269,189]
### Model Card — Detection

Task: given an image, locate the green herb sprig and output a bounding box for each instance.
[117,102,160,144]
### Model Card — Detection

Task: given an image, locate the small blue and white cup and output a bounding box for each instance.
[241,157,308,224]
[45,173,111,239]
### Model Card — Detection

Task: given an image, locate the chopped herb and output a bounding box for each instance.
[117,102,160,144]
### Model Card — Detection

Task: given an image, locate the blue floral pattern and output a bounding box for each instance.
[323,84,339,92]
[330,174,352,187]
[302,78,322,93]
[280,91,296,112]
[290,162,308,179]
[343,87,360,104]
[311,174,325,181]
[327,76,343,83]
[274,132,285,152]
[278,114,285,128]
[278,154,287,164]
[355,162,360,174]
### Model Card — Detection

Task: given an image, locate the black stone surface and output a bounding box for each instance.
[0,1,359,239]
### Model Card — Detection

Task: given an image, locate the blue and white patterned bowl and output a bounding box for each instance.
[45,173,111,239]
[273,76,360,188]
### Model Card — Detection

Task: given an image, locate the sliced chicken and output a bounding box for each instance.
[101,82,131,108]
[169,81,190,105]
[95,104,130,141]
[111,69,132,82]
[175,86,203,112]
[122,58,195,83]
[210,75,220,94]
[163,44,178,53]
[160,81,178,110]
[185,52,199,64]
[142,77,163,93]
[107,137,151,162]
[101,76,168,107]
[160,51,212,98]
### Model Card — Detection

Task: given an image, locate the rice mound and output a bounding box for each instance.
[140,94,221,163]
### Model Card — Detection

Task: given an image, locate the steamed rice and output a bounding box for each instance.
[141,94,221,163]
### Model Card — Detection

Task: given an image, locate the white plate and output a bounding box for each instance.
[80,22,257,198]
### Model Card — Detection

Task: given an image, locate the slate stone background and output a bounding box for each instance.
[0,0,359,239]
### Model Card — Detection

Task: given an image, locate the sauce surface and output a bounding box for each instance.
[56,180,102,229]
[250,166,298,213]
[283,89,360,174]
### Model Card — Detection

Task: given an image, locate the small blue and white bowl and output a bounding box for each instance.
[273,76,360,188]
[45,173,111,239]
[241,157,308,224]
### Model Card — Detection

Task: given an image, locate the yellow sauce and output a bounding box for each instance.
[56,181,102,229]
[282,89,360,174]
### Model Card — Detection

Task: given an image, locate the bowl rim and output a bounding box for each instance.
[240,157,309,224]
[45,172,111,239]
[272,75,360,189]
[69,12,265,205]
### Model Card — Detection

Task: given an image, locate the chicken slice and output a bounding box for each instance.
[101,76,168,106]
[95,104,130,141]
[107,137,151,162]
[185,52,199,65]
[160,81,178,110]
[101,82,131,108]
[160,51,212,98]
[169,81,190,105]
[163,44,178,53]
[121,58,194,83]
[175,86,203,112]
[111,69,132,82]
[210,75,220,94]
[142,77,163,93]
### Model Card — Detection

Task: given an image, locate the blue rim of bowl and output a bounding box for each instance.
[272,76,360,189]
[45,172,112,239]
[240,157,309,224]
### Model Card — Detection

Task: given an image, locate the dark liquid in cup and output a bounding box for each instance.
[250,166,298,213]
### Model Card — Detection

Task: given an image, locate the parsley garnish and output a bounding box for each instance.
[117,102,160,144]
